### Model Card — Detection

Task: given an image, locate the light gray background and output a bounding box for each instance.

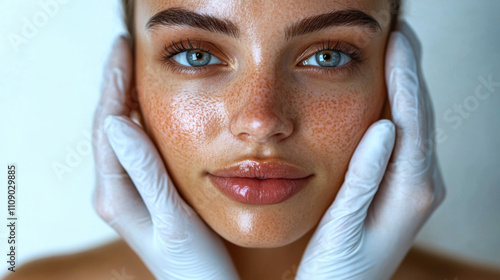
[0,0,499,276]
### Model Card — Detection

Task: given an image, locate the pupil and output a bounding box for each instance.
[187,50,211,66]
[316,51,340,67]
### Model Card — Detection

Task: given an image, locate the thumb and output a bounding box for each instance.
[104,115,195,226]
[326,120,395,230]
[104,115,240,280]
[308,120,395,256]
[297,120,395,279]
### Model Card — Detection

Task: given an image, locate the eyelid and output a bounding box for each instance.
[171,51,224,67]
[161,39,231,65]
[295,40,363,66]
[293,40,365,79]
[303,52,351,70]
[158,39,236,76]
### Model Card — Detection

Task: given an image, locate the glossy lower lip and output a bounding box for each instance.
[208,175,312,205]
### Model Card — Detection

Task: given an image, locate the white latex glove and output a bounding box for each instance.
[296,31,446,280]
[92,36,240,280]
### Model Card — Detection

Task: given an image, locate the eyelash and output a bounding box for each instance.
[159,38,216,74]
[159,38,365,76]
[300,39,365,76]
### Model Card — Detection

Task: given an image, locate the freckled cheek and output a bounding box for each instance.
[301,92,376,159]
[137,83,224,162]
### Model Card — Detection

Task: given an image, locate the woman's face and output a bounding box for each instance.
[134,0,392,247]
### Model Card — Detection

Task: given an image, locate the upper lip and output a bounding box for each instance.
[209,159,311,179]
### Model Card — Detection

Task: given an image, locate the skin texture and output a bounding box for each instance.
[135,0,391,249]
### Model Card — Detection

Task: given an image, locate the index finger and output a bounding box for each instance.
[92,35,133,177]
[385,31,432,177]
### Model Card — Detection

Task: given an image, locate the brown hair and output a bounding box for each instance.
[122,0,135,40]
[121,0,402,41]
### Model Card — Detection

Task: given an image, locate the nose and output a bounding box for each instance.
[229,73,294,143]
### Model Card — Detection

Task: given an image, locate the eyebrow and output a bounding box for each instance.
[284,9,382,40]
[146,7,382,40]
[146,7,239,38]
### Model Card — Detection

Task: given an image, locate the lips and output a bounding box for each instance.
[208,160,312,205]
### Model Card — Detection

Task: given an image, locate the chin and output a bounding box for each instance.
[224,231,304,248]
[195,199,321,248]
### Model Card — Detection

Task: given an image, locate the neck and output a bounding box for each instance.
[223,227,316,280]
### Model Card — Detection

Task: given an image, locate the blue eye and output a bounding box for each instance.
[172,50,222,67]
[301,50,352,67]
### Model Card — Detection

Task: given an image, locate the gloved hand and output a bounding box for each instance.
[92,36,240,280]
[296,31,446,280]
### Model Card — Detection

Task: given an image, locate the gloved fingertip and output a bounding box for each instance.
[377,119,395,131]
[119,33,131,44]
[104,115,128,136]
[376,119,396,139]
[389,31,411,52]
[104,34,133,74]
[367,120,396,152]
[380,119,396,150]
[386,31,417,71]
[111,34,130,51]
[102,115,137,165]
[104,115,116,133]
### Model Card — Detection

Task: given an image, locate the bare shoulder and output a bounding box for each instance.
[393,246,500,280]
[2,239,154,280]
[4,241,499,280]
